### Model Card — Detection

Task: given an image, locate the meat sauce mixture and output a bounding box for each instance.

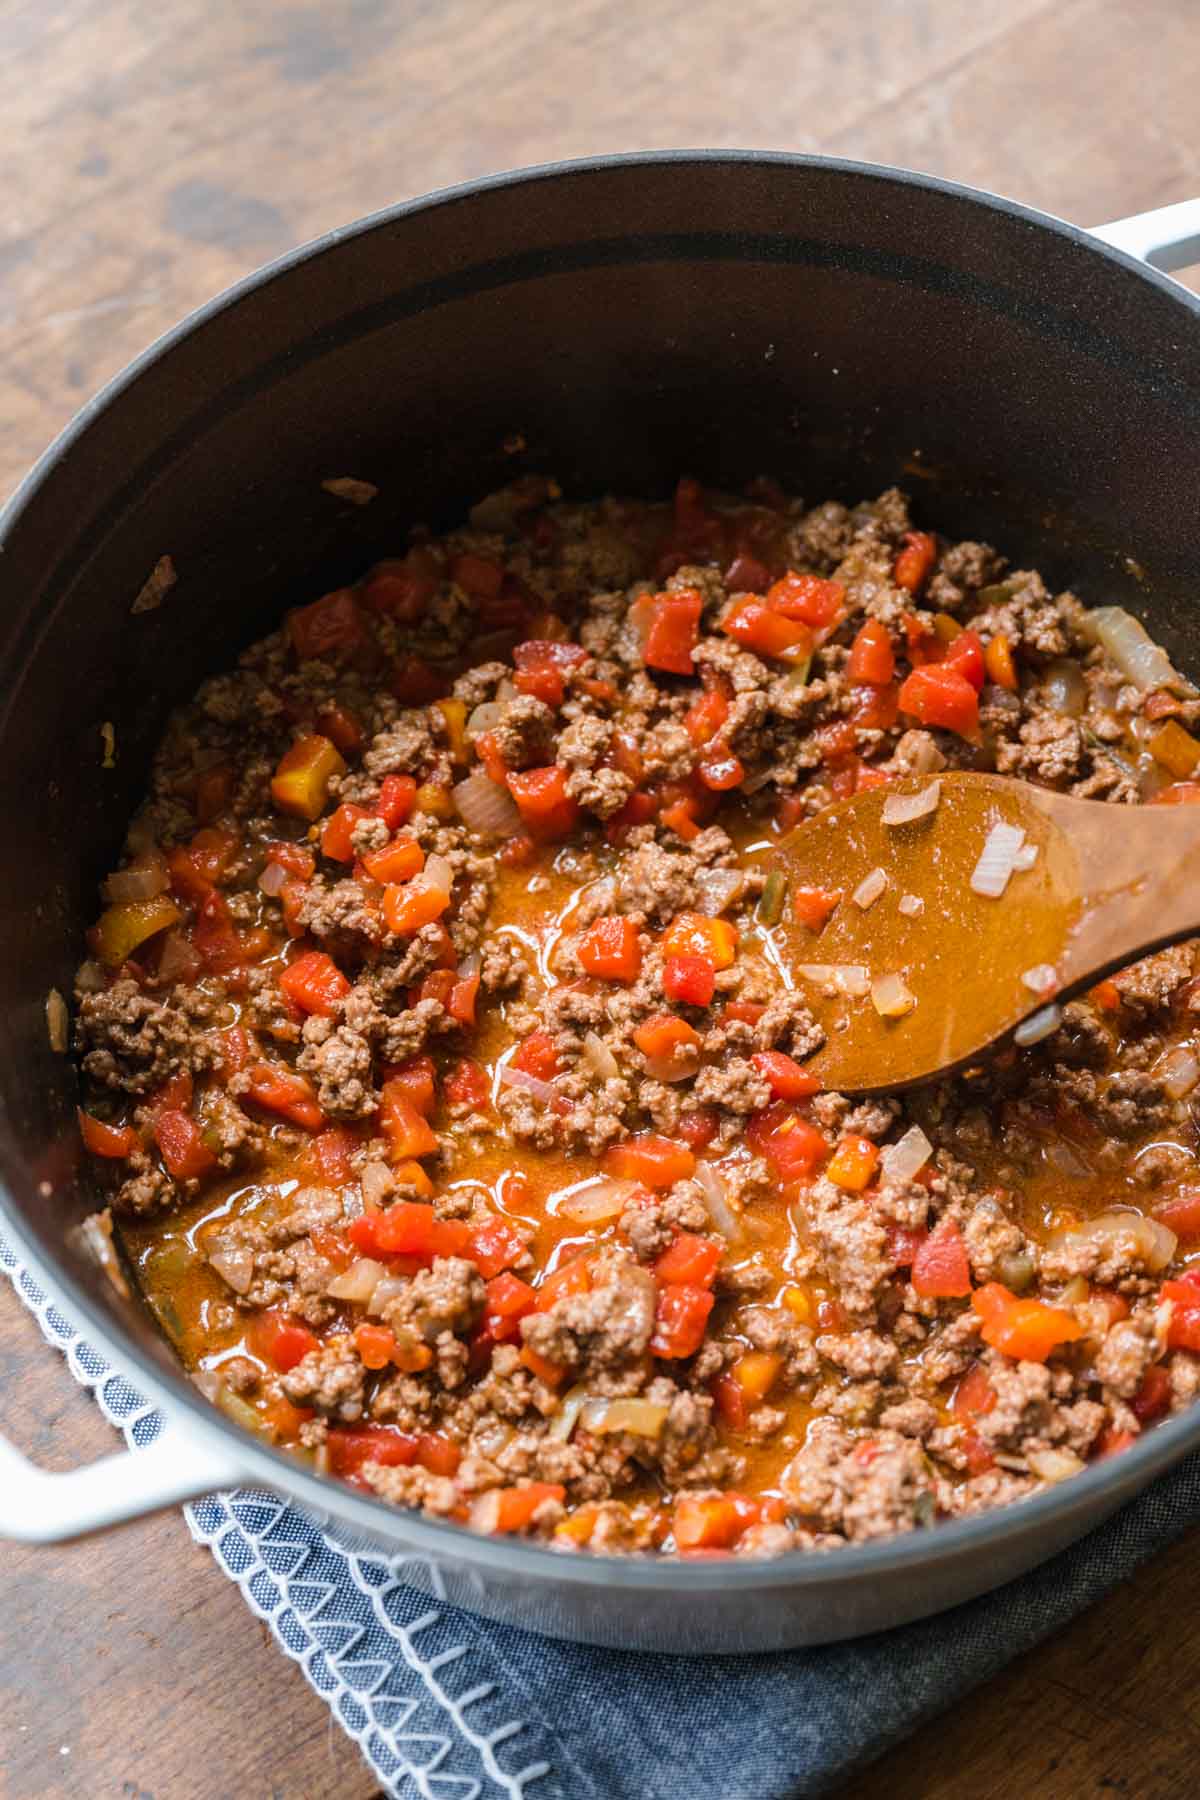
[73,475,1200,1557]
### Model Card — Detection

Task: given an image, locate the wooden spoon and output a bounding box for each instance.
[766,770,1200,1094]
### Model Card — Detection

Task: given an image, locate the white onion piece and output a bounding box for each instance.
[852,866,888,910]
[1045,1140,1092,1178]
[578,1397,671,1437]
[693,867,744,916]
[104,853,169,903]
[452,771,522,837]
[157,929,203,984]
[367,1274,411,1315]
[1014,1002,1062,1045]
[46,987,68,1053]
[1012,844,1039,871]
[258,860,289,897]
[498,1063,559,1105]
[1085,606,1188,694]
[693,1160,741,1239]
[557,1177,639,1223]
[880,1124,933,1183]
[970,822,1026,898]
[1027,1447,1085,1483]
[474,1418,516,1457]
[548,1384,590,1441]
[1042,659,1087,717]
[581,1030,620,1080]
[208,1241,255,1295]
[424,853,455,893]
[798,963,871,998]
[1158,1044,1200,1099]
[1049,1209,1177,1274]
[326,1256,387,1302]
[871,971,915,1018]
[457,950,482,979]
[898,894,924,918]
[1021,964,1058,995]
[882,782,941,827]
[75,959,107,993]
[898,732,947,775]
[79,1208,130,1298]
[360,1160,392,1209]
[466,699,506,737]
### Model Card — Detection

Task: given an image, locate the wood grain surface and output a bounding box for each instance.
[3,1,1200,1796]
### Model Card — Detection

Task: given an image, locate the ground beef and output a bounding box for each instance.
[76,980,213,1095]
[780,1420,937,1540]
[520,1253,656,1383]
[296,1018,378,1118]
[619,1184,710,1261]
[692,1057,771,1115]
[281,1338,366,1421]
[380,1257,485,1351]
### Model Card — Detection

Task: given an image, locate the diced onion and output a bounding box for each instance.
[899,732,947,776]
[157,929,203,984]
[208,1241,256,1295]
[871,971,916,1018]
[498,1064,559,1104]
[104,852,169,903]
[1021,964,1058,995]
[1042,659,1087,717]
[361,1161,392,1209]
[452,771,522,837]
[693,867,744,916]
[1045,1140,1092,1178]
[1049,1209,1177,1274]
[458,950,482,979]
[880,1124,933,1184]
[970,822,1026,898]
[1157,1044,1200,1100]
[694,1160,741,1239]
[548,1384,590,1441]
[1027,1447,1085,1483]
[557,1177,639,1223]
[898,894,924,918]
[326,1256,387,1302]
[367,1274,411,1315]
[474,1418,516,1457]
[45,987,68,1053]
[79,1207,130,1298]
[882,782,941,827]
[424,853,455,893]
[581,1030,620,1080]
[852,866,888,910]
[258,860,289,896]
[578,1397,671,1438]
[798,963,871,998]
[1012,844,1039,871]
[466,700,506,737]
[75,959,107,993]
[1084,606,1189,694]
[1014,1002,1062,1046]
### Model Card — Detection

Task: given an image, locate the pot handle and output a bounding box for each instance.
[1090,198,1200,271]
[0,1419,247,1543]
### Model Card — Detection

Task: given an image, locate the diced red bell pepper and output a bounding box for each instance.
[604,1134,696,1189]
[249,1310,319,1373]
[672,1491,764,1551]
[643,590,703,675]
[721,600,812,662]
[746,1102,830,1182]
[327,1424,460,1479]
[244,1063,325,1131]
[651,1282,714,1359]
[470,1482,566,1535]
[911,1218,972,1297]
[826,1135,881,1193]
[308,1126,357,1185]
[191,890,244,974]
[697,748,746,791]
[349,1202,469,1262]
[1162,1275,1200,1351]
[506,766,580,840]
[658,798,701,841]
[375,774,418,831]
[894,530,937,594]
[847,618,896,685]
[712,1371,749,1431]
[381,1053,436,1117]
[361,836,425,885]
[942,629,985,692]
[482,1271,537,1336]
[534,1255,593,1311]
[287,588,365,661]
[467,1218,529,1281]
[633,1015,702,1074]
[444,1056,491,1109]
[685,689,730,747]
[448,971,479,1026]
[653,1233,721,1288]
[1132,1362,1172,1422]
[766,572,845,629]
[661,912,738,969]
[279,949,351,1017]
[511,1030,561,1080]
[379,1079,439,1160]
[898,665,980,738]
[676,1106,720,1153]
[78,1109,139,1158]
[750,1050,821,1101]
[972,1283,1085,1361]
[383,879,450,935]
[662,953,716,1007]
[789,886,842,930]
[578,915,642,982]
[1154,1189,1200,1240]
[952,1360,997,1421]
[320,802,370,862]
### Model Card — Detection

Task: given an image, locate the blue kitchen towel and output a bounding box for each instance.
[6,1229,1200,1800]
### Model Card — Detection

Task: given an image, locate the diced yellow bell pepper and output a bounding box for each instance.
[984,632,1018,690]
[931,611,963,644]
[415,781,454,820]
[781,1283,813,1324]
[270,734,346,821]
[435,697,469,764]
[661,912,739,970]
[1149,719,1200,779]
[731,1350,783,1402]
[826,1134,881,1192]
[95,895,181,967]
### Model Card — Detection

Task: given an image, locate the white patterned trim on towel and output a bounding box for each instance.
[1,1233,555,1800]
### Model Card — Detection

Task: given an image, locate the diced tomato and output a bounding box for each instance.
[604,1134,696,1188]
[361,836,425,885]
[677,1106,720,1152]
[606,789,659,846]
[279,949,351,1017]
[685,689,730,747]
[511,1030,561,1081]
[348,1202,469,1262]
[672,1491,761,1551]
[886,1224,927,1268]
[898,665,980,738]
[1090,977,1122,1011]
[724,552,771,594]
[381,1054,436,1117]
[696,748,745,792]
[320,802,371,862]
[1132,1362,1172,1423]
[450,553,504,599]
[825,1135,880,1192]
[391,656,448,706]
[249,1310,319,1373]
[654,1233,721,1288]
[467,1218,530,1281]
[375,774,418,831]
[470,1483,566,1535]
[444,1056,490,1110]
[776,792,808,832]
[658,798,701,841]
[911,1218,972,1297]
[308,1127,356,1186]
[415,1432,463,1477]
[662,952,716,1007]
[847,619,895,685]
[382,879,450,935]
[894,530,937,594]
[288,588,365,661]
[244,1063,325,1132]
[362,551,440,620]
[720,1000,766,1027]
[651,1282,714,1359]
[191,890,244,974]
[261,840,316,882]
[77,1109,139,1158]
[851,683,901,734]
[766,572,845,629]
[1154,1190,1200,1239]
[661,912,738,970]
[942,629,985,692]
[379,1079,439,1160]
[327,1424,460,1480]
[643,590,703,676]
[952,1360,997,1421]
[312,703,364,758]
[633,1013,702,1075]
[578,915,642,983]
[789,886,842,932]
[447,972,479,1026]
[746,1102,829,1181]
[506,766,580,840]
[214,1025,257,1079]
[167,827,239,903]
[712,1372,749,1431]
[721,599,812,663]
[749,1050,821,1100]
[482,1271,537,1337]
[534,1255,593,1312]
[1162,1275,1200,1351]
[972,1282,1085,1361]
[194,763,234,824]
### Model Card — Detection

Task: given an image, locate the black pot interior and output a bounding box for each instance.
[3,152,1200,1376]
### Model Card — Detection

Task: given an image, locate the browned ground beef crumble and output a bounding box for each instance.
[72,476,1200,1557]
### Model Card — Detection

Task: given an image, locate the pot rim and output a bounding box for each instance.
[4,147,1200,1590]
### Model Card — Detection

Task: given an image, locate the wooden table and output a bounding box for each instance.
[3,1,1199,1793]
